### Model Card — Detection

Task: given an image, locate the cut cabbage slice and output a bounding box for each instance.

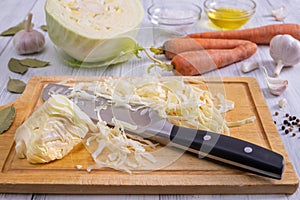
[45,0,144,65]
[14,94,97,164]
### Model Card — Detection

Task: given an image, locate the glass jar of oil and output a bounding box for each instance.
[204,0,256,30]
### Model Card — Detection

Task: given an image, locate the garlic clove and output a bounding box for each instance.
[278,98,287,108]
[271,5,286,21]
[241,62,260,73]
[13,13,45,55]
[267,80,288,96]
[262,66,288,96]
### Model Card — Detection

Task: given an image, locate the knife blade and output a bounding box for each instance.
[42,83,284,179]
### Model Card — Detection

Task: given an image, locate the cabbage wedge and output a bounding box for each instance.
[14,94,97,164]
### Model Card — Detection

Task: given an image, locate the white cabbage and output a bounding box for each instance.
[45,0,144,66]
[14,94,97,164]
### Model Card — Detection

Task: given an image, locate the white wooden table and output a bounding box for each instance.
[0,0,299,199]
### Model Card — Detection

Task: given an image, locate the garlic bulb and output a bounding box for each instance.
[13,13,45,55]
[270,34,300,76]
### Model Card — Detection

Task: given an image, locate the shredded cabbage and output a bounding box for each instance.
[73,75,237,135]
[84,119,157,173]
[68,75,255,173]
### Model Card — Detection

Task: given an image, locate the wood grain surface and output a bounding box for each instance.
[0,76,297,194]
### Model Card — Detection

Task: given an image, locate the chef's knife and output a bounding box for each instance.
[42,83,284,179]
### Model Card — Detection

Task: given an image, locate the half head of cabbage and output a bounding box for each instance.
[45,0,144,67]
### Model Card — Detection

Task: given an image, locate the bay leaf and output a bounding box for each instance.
[0,20,34,36]
[40,25,48,32]
[8,58,28,74]
[19,58,50,68]
[0,105,16,134]
[7,78,26,94]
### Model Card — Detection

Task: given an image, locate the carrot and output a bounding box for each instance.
[170,41,257,76]
[146,40,257,76]
[187,24,300,45]
[151,38,257,60]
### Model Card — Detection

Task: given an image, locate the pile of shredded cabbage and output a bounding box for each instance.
[67,75,255,173]
[84,119,157,173]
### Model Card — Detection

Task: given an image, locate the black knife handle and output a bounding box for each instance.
[170,125,284,179]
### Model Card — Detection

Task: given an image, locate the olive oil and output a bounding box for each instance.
[207,7,251,30]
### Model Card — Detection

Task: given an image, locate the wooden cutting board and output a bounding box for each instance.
[0,76,298,194]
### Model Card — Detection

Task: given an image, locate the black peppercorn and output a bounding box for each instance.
[285,129,289,134]
[281,126,285,130]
